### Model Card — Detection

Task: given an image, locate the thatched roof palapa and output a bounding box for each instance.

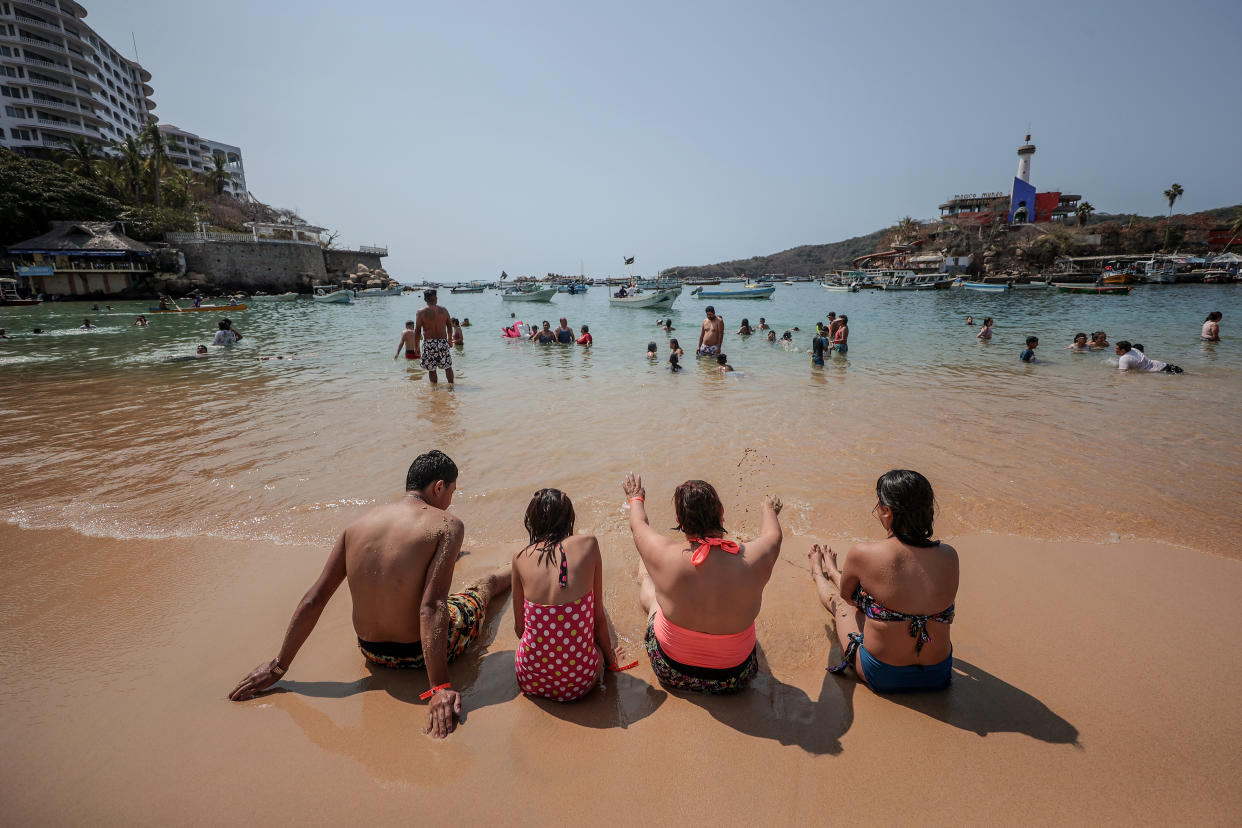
[7,221,153,256]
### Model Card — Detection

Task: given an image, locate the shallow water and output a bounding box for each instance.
[2,284,1240,556]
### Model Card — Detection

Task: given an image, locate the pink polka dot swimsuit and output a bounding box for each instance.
[515,591,602,702]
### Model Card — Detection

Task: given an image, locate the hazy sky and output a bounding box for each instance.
[93,0,1241,280]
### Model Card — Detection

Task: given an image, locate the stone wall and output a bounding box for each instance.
[178,241,327,293]
[323,249,386,280]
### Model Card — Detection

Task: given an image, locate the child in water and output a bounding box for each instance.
[976,317,993,340]
[1020,336,1038,363]
[646,341,658,359]
[577,325,592,346]
[669,352,682,372]
[1068,332,1090,351]
[717,353,734,373]
[668,338,683,359]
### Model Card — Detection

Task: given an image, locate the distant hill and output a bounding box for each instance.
[664,227,890,281]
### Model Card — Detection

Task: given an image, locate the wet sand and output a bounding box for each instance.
[2,522,1240,825]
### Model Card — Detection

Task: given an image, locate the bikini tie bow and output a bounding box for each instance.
[686,536,741,566]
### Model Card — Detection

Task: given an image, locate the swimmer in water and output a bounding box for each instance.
[80,318,96,330]
[450,318,464,346]
[767,330,777,343]
[736,318,753,336]
[133,315,149,327]
[717,353,734,373]
[394,320,418,361]
[966,315,974,326]
[646,341,659,359]
[167,345,210,362]
[0,328,9,339]
[576,325,592,346]
[1068,332,1090,351]
[461,318,471,328]
[669,352,682,372]
[758,317,769,330]
[669,339,683,359]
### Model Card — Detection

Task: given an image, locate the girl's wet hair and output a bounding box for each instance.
[669,338,680,350]
[1205,311,1222,322]
[876,469,938,547]
[524,488,575,568]
[647,341,658,352]
[673,480,725,538]
[1074,332,1087,340]
[740,318,750,327]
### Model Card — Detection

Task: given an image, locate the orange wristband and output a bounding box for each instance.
[628,496,644,505]
[608,660,640,672]
[419,682,451,701]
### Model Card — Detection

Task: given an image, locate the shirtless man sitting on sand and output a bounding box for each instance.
[697,306,724,356]
[228,450,510,739]
[410,290,455,385]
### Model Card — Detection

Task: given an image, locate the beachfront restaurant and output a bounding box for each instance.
[7,222,154,297]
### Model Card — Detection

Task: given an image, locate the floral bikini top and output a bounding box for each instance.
[851,585,954,654]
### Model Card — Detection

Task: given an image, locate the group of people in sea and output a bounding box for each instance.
[968,312,1222,372]
[499,315,592,347]
[228,450,958,738]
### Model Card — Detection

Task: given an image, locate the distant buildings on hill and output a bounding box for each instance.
[938,135,1082,227]
[0,0,247,195]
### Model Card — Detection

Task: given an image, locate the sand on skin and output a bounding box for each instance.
[1,523,1241,825]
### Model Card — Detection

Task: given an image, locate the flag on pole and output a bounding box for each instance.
[500,270,509,280]
[624,256,635,265]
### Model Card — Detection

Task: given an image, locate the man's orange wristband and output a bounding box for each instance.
[628,496,644,505]
[419,682,451,701]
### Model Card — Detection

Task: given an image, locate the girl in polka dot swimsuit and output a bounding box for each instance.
[512,489,621,701]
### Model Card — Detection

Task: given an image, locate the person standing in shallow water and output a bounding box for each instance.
[697,306,724,356]
[623,473,782,694]
[809,469,958,694]
[228,450,511,739]
[411,290,454,385]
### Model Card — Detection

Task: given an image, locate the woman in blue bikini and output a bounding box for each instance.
[808,470,958,693]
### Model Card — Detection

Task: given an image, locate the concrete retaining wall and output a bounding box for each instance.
[178,241,327,292]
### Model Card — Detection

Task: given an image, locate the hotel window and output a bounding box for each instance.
[11,127,32,140]
[4,104,23,117]
[0,65,17,78]
[1,85,22,98]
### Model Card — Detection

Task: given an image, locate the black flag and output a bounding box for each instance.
[624,256,635,265]
[500,270,509,280]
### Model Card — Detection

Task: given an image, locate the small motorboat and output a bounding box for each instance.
[1009,281,1051,290]
[0,278,41,306]
[450,284,486,293]
[250,292,298,302]
[691,284,775,299]
[312,289,353,304]
[557,283,590,294]
[608,286,681,309]
[149,303,248,313]
[963,282,1009,292]
[501,286,557,302]
[1053,283,1132,295]
[355,285,403,297]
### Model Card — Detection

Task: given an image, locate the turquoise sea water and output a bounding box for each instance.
[1,284,1240,556]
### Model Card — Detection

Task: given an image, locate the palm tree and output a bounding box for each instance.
[209,151,233,196]
[1075,201,1095,227]
[895,216,919,244]
[1162,183,1183,249]
[141,122,169,209]
[116,136,145,205]
[61,137,101,180]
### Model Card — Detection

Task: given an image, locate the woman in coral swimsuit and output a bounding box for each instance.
[512,489,620,701]
[622,473,783,694]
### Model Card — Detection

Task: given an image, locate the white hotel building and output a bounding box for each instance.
[0,0,156,154]
[157,123,248,198]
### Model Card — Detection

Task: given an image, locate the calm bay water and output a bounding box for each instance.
[2,284,1240,558]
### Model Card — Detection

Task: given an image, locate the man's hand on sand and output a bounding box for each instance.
[622,473,645,502]
[229,659,284,701]
[765,494,783,515]
[425,690,461,739]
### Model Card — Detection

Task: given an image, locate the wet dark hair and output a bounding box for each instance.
[669,338,680,350]
[705,305,716,314]
[1116,340,1132,352]
[524,488,575,568]
[669,352,679,366]
[876,470,938,547]
[1132,343,1145,352]
[716,353,728,364]
[740,318,750,327]
[1026,336,1038,346]
[1074,332,1087,341]
[405,450,458,491]
[673,480,725,538]
[580,324,589,333]
[423,289,437,301]
[218,320,230,330]
[1205,311,1222,322]
[647,341,658,352]
[451,317,460,325]
[838,315,848,323]
[983,317,993,326]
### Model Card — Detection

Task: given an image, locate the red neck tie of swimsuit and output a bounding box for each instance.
[687,537,741,566]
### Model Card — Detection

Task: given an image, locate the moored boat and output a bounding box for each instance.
[691,284,775,299]
[1009,280,1051,290]
[1201,270,1235,284]
[150,303,248,313]
[450,285,485,293]
[557,283,590,294]
[250,292,298,302]
[1053,283,1132,295]
[608,286,681,309]
[312,289,352,304]
[501,286,557,302]
[356,285,403,297]
[0,278,40,306]
[963,281,1009,292]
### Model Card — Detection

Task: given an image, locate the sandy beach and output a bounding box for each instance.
[2,519,1240,825]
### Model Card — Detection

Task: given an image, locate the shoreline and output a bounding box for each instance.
[2,522,1240,824]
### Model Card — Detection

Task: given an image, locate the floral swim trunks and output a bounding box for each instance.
[420,338,452,371]
[358,586,487,669]
[696,344,720,357]
[643,614,757,694]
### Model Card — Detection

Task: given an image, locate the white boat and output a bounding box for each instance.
[356,285,403,297]
[608,286,681,309]
[691,284,775,299]
[501,286,557,302]
[963,281,1009,292]
[313,289,353,304]
[250,292,298,301]
[1009,280,1051,290]
[821,281,858,291]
